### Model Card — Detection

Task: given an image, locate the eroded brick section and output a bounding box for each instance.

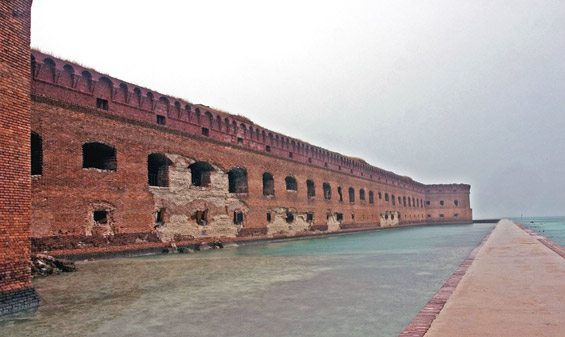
[28,51,473,256]
[398,227,494,337]
[0,0,40,315]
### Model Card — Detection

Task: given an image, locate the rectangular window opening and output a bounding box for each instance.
[94,210,108,224]
[96,98,108,110]
[202,127,209,136]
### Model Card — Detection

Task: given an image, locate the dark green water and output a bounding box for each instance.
[0,223,493,337]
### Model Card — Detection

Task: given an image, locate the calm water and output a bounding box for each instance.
[512,216,565,246]
[0,223,493,337]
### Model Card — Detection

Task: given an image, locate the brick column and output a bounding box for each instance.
[0,0,40,315]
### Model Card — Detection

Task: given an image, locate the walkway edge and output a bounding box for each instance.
[398,224,495,337]
[515,223,565,259]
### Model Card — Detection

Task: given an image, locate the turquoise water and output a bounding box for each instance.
[0,223,493,337]
[512,216,565,246]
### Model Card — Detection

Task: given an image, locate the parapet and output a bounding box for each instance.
[30,50,432,192]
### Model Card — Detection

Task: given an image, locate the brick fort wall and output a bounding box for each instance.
[29,51,472,257]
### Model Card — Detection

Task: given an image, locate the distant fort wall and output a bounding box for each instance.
[29,51,472,256]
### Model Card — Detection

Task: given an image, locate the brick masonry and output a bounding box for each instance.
[28,50,473,256]
[0,0,40,315]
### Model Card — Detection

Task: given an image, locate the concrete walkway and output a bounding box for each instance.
[424,220,565,337]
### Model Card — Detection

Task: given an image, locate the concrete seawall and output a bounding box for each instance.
[401,219,565,337]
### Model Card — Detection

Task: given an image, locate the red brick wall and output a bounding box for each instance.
[425,184,473,223]
[28,51,473,256]
[0,0,40,315]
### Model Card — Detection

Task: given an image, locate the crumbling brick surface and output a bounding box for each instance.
[27,51,472,257]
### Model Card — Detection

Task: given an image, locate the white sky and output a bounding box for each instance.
[31,0,565,219]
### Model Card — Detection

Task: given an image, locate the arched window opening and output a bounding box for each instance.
[391,195,396,205]
[263,172,275,196]
[189,161,214,187]
[348,187,355,203]
[337,186,343,201]
[228,167,248,193]
[285,176,297,191]
[369,191,374,204]
[307,180,315,198]
[359,189,365,201]
[148,153,171,187]
[378,192,382,200]
[31,132,42,175]
[385,193,389,202]
[82,142,116,171]
[403,196,407,207]
[323,183,331,200]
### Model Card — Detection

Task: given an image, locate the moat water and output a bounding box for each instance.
[0,223,494,337]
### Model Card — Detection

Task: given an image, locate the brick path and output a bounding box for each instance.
[404,219,565,337]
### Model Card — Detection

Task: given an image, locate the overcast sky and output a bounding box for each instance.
[31,0,565,219]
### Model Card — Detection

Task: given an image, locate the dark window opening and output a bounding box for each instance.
[336,213,343,221]
[440,200,445,206]
[349,187,355,203]
[427,214,431,218]
[324,162,328,167]
[193,210,208,226]
[94,210,108,224]
[228,167,248,193]
[307,212,314,223]
[378,192,382,200]
[392,194,396,205]
[338,187,343,201]
[403,197,407,207]
[391,214,395,220]
[323,183,331,200]
[352,213,355,220]
[202,128,209,136]
[454,200,459,206]
[83,142,117,171]
[155,208,165,224]
[263,172,275,196]
[454,213,459,217]
[148,153,171,187]
[267,212,272,222]
[189,161,214,187]
[265,145,271,152]
[288,152,293,158]
[426,200,431,206]
[286,212,294,223]
[285,176,297,191]
[439,214,444,218]
[369,191,374,204]
[31,132,42,175]
[237,137,243,144]
[234,211,244,225]
[157,115,166,125]
[359,189,365,201]
[308,158,312,163]
[385,193,389,202]
[307,180,315,198]
[96,98,108,110]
